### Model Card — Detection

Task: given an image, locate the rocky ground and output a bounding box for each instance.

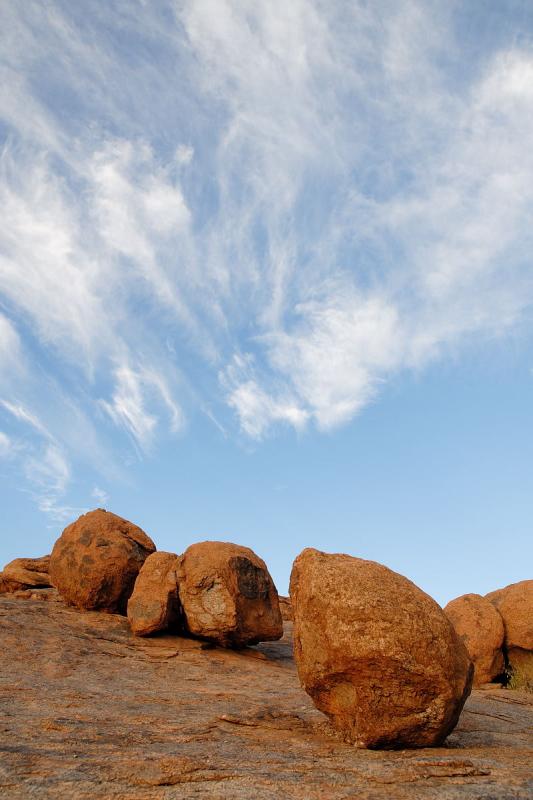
[0,592,531,799]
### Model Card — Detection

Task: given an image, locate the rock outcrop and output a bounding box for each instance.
[279,595,293,621]
[486,580,533,678]
[0,555,51,593]
[444,593,505,685]
[127,551,181,636]
[49,509,156,613]
[176,541,283,647]
[290,548,473,749]
[2,593,531,799]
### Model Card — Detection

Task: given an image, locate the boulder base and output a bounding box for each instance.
[176,541,283,647]
[444,593,505,685]
[290,548,473,749]
[127,552,181,636]
[49,509,156,613]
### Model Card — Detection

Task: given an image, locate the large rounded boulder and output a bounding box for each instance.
[49,509,156,613]
[127,551,181,636]
[290,548,473,749]
[486,580,533,679]
[444,593,505,685]
[176,541,283,647]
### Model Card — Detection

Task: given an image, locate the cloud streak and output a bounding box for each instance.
[0,0,532,515]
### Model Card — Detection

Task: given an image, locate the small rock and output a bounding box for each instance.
[49,509,156,613]
[290,548,473,749]
[176,541,283,647]
[444,593,505,685]
[127,551,181,636]
[0,555,51,592]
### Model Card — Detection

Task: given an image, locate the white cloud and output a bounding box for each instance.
[175,144,194,165]
[0,0,533,496]
[24,443,70,494]
[100,364,184,451]
[222,353,309,439]
[0,313,22,374]
[0,431,11,458]
[0,400,53,439]
[92,486,109,506]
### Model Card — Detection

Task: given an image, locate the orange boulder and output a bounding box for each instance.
[49,509,156,613]
[444,593,504,685]
[290,548,473,749]
[176,541,283,647]
[0,555,51,593]
[279,595,293,622]
[486,580,533,677]
[127,551,181,636]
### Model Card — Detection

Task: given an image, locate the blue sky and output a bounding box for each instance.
[0,1,532,605]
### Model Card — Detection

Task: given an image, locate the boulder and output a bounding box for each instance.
[0,574,22,593]
[176,541,283,647]
[485,580,533,678]
[289,548,473,749]
[444,593,505,685]
[49,509,156,613]
[279,595,293,622]
[0,555,51,593]
[127,552,181,636]
[3,555,51,586]
[485,580,533,652]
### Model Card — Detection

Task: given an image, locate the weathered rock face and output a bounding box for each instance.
[444,593,505,685]
[3,555,51,585]
[127,551,181,636]
[49,509,156,613]
[290,548,473,749]
[486,580,533,678]
[485,580,533,652]
[1,594,532,800]
[279,595,293,622]
[176,541,283,647]
[0,555,51,593]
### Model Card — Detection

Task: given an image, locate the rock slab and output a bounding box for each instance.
[290,548,473,749]
[176,541,283,647]
[127,551,181,636]
[49,509,156,613]
[0,555,51,592]
[1,594,532,800]
[444,593,505,685]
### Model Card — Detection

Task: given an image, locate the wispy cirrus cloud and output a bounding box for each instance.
[0,0,532,519]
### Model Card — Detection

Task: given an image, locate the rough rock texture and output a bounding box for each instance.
[0,595,532,799]
[127,551,181,636]
[3,555,50,586]
[444,594,505,685]
[290,549,473,749]
[485,580,533,653]
[279,595,293,621]
[176,541,283,647]
[0,556,51,593]
[486,581,533,681]
[49,509,156,614]
[0,574,24,594]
